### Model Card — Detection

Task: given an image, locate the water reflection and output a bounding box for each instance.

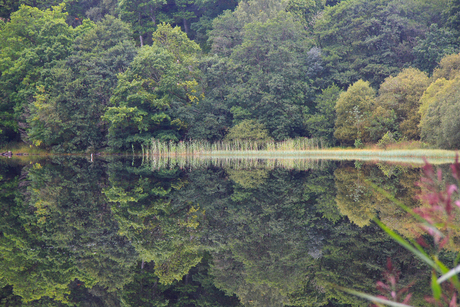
[0,156,448,306]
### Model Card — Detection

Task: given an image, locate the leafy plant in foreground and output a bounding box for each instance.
[344,156,460,306]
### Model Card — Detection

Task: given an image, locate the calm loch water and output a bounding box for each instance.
[0,156,455,306]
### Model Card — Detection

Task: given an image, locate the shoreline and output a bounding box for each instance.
[2,149,457,164]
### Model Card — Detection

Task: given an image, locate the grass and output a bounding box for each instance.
[147,137,326,156]
[367,139,433,150]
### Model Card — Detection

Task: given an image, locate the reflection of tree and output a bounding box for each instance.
[0,158,142,304]
[335,163,422,234]
[329,163,430,305]
[212,252,288,307]
[1,158,241,306]
[406,164,460,252]
[335,166,379,227]
[226,168,269,189]
[0,162,36,304]
[172,167,327,305]
[121,253,242,307]
[0,160,84,303]
[105,160,207,285]
[374,164,422,239]
[303,163,341,223]
[310,221,430,306]
[27,158,137,292]
[0,158,436,306]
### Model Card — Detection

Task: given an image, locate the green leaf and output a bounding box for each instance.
[431,271,441,300]
[373,218,439,272]
[367,180,444,239]
[338,286,414,307]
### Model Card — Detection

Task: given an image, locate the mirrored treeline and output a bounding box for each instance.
[1,156,456,306]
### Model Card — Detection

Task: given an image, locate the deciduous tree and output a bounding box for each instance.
[208,1,317,140]
[419,77,460,149]
[0,4,75,144]
[334,80,375,144]
[103,23,202,150]
[375,67,430,140]
[315,0,427,88]
[28,16,137,151]
[304,84,341,145]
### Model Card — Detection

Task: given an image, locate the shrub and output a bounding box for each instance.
[224,120,272,143]
[377,131,396,149]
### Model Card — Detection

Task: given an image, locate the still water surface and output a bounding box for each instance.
[0,156,455,306]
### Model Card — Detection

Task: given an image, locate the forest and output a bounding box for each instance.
[1,0,460,152]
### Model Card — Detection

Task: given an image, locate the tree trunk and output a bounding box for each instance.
[183,18,188,34]
[150,6,156,25]
[139,12,144,47]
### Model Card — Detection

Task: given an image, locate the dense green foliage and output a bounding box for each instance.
[103,23,202,150]
[205,1,318,140]
[27,16,137,151]
[1,0,460,150]
[0,4,75,146]
[375,68,430,140]
[334,80,375,144]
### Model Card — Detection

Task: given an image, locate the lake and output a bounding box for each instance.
[0,155,457,306]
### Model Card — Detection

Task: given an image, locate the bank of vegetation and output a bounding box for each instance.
[1,0,460,153]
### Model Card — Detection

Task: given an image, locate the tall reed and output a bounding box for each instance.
[148,137,327,157]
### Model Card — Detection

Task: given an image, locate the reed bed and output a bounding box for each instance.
[147,137,326,157]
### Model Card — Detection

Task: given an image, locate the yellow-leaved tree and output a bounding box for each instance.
[376,68,430,140]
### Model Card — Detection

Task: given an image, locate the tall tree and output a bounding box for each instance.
[207,0,319,140]
[304,84,341,145]
[412,25,459,74]
[28,16,137,152]
[0,4,76,145]
[419,77,460,149]
[315,0,428,88]
[375,67,430,140]
[446,0,460,31]
[334,80,375,144]
[68,0,119,22]
[188,0,239,52]
[103,23,202,150]
[286,0,325,30]
[209,0,289,58]
[431,52,460,80]
[419,53,460,148]
[0,0,62,19]
[118,0,167,46]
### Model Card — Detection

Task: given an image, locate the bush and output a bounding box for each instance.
[225,120,272,142]
[377,131,396,149]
